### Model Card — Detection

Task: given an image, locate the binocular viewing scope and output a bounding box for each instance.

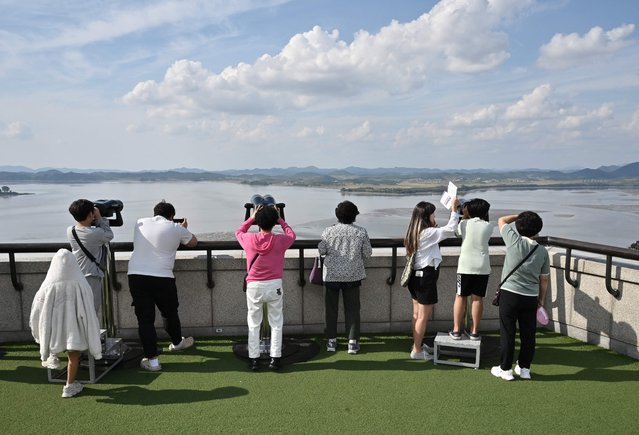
[94,199,124,227]
[244,194,286,221]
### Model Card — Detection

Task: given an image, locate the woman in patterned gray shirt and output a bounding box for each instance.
[318,201,372,355]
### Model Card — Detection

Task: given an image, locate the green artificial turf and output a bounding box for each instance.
[1,331,638,434]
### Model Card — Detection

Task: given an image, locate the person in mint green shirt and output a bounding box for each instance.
[491,211,549,381]
[451,199,494,341]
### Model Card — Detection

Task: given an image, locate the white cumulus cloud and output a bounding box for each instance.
[296,126,326,138]
[124,0,534,122]
[339,120,371,142]
[504,84,554,120]
[450,105,498,126]
[538,24,635,69]
[2,121,32,139]
[557,104,613,130]
[623,108,639,131]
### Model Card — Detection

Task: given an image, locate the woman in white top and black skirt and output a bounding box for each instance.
[404,197,460,361]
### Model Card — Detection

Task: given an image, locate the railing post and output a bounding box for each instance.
[8,252,23,291]
[298,248,306,287]
[386,246,397,285]
[206,249,215,289]
[109,248,122,291]
[605,255,621,299]
[564,248,580,288]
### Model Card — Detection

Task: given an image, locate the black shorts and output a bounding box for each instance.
[408,266,439,305]
[456,274,489,297]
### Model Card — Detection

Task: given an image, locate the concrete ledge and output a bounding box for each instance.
[2,249,638,359]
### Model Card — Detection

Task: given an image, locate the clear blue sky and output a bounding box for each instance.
[1,0,637,170]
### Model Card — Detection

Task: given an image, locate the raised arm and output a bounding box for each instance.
[498,214,518,231]
[278,218,296,245]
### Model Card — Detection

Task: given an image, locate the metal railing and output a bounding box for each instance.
[538,236,639,298]
[2,236,638,299]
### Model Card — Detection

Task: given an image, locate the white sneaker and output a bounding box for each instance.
[515,363,531,380]
[410,349,433,361]
[42,353,60,370]
[347,340,360,355]
[491,366,515,381]
[140,357,162,372]
[61,381,83,398]
[168,336,194,352]
[327,338,337,352]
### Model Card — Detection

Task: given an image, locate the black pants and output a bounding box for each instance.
[325,282,361,340]
[498,290,538,370]
[128,274,184,358]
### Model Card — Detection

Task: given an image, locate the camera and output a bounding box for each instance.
[94,199,124,227]
[172,218,185,223]
[244,194,286,221]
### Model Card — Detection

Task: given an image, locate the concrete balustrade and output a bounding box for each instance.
[1,249,637,359]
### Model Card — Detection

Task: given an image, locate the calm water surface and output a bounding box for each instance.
[1,181,638,248]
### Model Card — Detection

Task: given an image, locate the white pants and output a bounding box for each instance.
[246,279,284,358]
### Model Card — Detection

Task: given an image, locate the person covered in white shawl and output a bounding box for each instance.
[30,249,102,398]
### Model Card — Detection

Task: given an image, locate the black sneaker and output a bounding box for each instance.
[268,357,281,371]
[249,358,260,371]
[468,332,481,341]
[449,330,462,340]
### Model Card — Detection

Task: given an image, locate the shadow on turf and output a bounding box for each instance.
[525,346,639,382]
[84,385,248,405]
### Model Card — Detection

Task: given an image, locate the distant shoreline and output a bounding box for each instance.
[2,164,639,198]
[1,178,638,197]
[0,191,33,197]
[339,182,639,195]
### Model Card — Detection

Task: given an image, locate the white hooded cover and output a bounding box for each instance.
[29,249,102,362]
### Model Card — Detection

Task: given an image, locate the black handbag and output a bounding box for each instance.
[492,245,539,306]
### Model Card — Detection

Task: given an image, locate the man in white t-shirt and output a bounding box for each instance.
[128,201,198,372]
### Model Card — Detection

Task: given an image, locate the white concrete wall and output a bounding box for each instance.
[546,248,639,359]
[2,248,637,359]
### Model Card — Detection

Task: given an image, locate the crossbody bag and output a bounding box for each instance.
[243,253,259,292]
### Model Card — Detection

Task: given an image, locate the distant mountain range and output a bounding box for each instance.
[2,162,638,178]
[1,162,637,194]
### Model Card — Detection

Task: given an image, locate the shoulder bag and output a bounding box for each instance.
[309,256,324,285]
[243,253,259,292]
[400,252,414,287]
[492,245,539,306]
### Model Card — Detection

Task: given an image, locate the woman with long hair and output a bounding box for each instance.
[404,197,459,360]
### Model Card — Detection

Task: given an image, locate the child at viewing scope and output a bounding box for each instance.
[67,199,114,317]
[36,199,115,372]
[451,198,494,340]
[236,204,296,371]
[404,197,460,361]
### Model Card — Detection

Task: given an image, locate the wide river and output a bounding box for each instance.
[1,181,638,248]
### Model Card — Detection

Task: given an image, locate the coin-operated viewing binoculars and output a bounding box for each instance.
[244,194,286,221]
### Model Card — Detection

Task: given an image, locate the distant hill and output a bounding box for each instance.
[0,165,35,173]
[571,161,639,179]
[1,162,637,193]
